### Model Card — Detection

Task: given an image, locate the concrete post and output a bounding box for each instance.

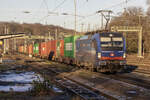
[6,28,9,52]
[138,27,142,57]
[14,38,16,52]
[3,25,7,54]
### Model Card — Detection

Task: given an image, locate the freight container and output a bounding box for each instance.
[18,46,20,53]
[18,46,21,53]
[33,43,39,56]
[21,45,24,53]
[28,44,33,55]
[19,45,24,53]
[40,42,48,58]
[23,44,27,54]
[64,35,80,58]
[64,35,80,63]
[56,40,64,61]
[47,40,57,60]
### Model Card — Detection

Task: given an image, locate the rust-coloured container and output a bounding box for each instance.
[40,42,48,58]
[56,40,64,62]
[28,44,33,55]
[18,46,20,53]
[57,40,64,57]
[47,40,57,60]
[21,46,24,53]
[18,46,21,53]
[23,45,27,54]
[19,45,24,53]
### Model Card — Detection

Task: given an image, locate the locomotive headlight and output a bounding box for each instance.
[98,53,101,58]
[123,53,126,58]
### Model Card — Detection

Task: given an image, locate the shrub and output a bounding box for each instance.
[29,75,52,96]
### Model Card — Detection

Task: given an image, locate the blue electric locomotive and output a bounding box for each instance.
[76,32,126,72]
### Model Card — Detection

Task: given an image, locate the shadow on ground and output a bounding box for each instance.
[119,65,138,74]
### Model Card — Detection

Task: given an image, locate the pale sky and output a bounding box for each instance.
[0,0,148,31]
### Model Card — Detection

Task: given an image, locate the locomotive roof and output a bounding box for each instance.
[99,32,123,37]
[76,32,123,41]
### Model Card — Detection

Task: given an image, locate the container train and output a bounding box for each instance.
[18,32,126,72]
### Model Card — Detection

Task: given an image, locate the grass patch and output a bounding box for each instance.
[29,75,53,96]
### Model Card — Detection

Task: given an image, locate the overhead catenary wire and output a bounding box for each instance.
[38,0,133,30]
[64,0,133,31]
[47,0,130,31]
[38,0,110,24]
[78,0,89,11]
[38,0,68,22]
[43,0,49,13]
[103,0,132,10]
[32,0,46,22]
[75,0,133,29]
[52,0,68,11]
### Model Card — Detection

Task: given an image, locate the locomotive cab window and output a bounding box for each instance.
[112,37,123,47]
[100,36,123,51]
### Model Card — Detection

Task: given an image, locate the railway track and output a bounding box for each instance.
[55,77,106,100]
[48,68,116,100]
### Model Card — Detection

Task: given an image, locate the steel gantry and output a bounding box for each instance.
[111,26,143,57]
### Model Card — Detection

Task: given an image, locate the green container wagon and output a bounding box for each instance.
[33,43,39,56]
[64,35,80,58]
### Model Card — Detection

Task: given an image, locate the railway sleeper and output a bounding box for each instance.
[55,77,106,100]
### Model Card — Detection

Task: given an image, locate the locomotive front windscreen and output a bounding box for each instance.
[100,37,123,51]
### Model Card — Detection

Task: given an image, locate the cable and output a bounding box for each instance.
[52,0,68,12]
[103,0,133,10]
[32,0,45,21]
[38,0,68,22]
[43,0,49,12]
[76,0,133,29]
[78,0,88,10]
[39,0,133,30]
